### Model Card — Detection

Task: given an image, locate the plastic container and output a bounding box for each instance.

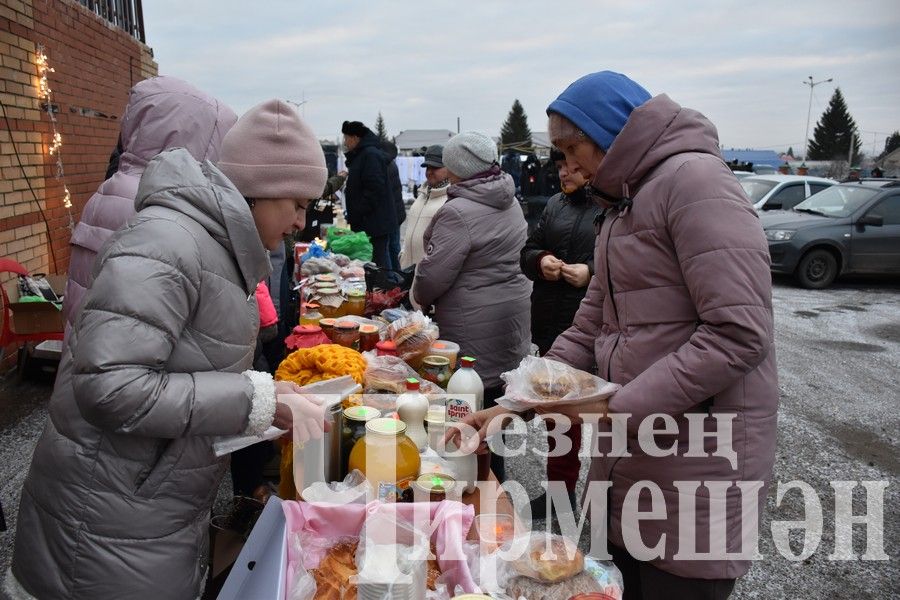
[429,340,460,370]
[418,355,451,389]
[333,320,361,350]
[396,378,429,451]
[474,513,516,552]
[445,356,484,422]
[347,418,421,502]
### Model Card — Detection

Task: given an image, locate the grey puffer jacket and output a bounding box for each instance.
[413,169,532,389]
[9,148,276,600]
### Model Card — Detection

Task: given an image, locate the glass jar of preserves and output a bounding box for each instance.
[345,290,367,316]
[318,317,338,341]
[341,405,381,479]
[299,302,322,326]
[412,472,456,502]
[316,287,345,318]
[419,355,451,389]
[347,418,421,502]
[332,320,360,350]
[358,324,380,352]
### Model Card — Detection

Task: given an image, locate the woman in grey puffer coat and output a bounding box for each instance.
[7,100,329,600]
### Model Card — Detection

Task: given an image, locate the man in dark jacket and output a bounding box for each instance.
[520,145,600,517]
[381,140,406,270]
[342,120,397,267]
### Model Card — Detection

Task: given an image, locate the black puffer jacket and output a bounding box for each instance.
[520,188,600,354]
[344,132,397,237]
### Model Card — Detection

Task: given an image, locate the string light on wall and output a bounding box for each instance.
[36,44,74,226]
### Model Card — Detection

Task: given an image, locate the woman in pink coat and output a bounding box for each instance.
[62,76,237,335]
[452,71,777,600]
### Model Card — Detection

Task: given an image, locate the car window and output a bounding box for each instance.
[740,179,777,202]
[809,183,832,195]
[794,185,879,217]
[766,184,806,209]
[865,195,900,225]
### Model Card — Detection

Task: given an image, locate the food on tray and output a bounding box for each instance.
[530,373,576,400]
[512,535,584,582]
[311,541,442,599]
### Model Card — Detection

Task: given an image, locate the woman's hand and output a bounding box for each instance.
[273,393,332,443]
[443,404,515,455]
[561,263,591,288]
[540,255,564,281]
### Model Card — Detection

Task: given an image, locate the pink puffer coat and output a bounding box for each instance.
[62,76,237,334]
[546,94,778,580]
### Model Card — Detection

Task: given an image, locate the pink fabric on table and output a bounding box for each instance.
[281,500,478,598]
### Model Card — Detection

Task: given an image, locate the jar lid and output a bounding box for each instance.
[343,406,381,422]
[405,377,420,391]
[316,274,336,282]
[304,302,321,309]
[422,355,450,367]
[319,318,338,327]
[460,356,476,368]
[366,417,407,436]
[348,290,366,298]
[432,342,446,349]
[335,320,360,331]
[359,324,379,334]
[295,325,323,334]
[414,473,456,494]
[316,286,341,295]
[376,340,397,350]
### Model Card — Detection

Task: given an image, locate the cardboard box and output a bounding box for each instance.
[3,274,66,335]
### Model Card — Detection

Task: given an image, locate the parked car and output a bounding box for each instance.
[732,170,754,180]
[760,180,900,288]
[741,175,837,211]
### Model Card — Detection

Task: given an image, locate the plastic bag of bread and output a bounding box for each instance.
[496,356,620,412]
[386,310,440,368]
[365,355,443,395]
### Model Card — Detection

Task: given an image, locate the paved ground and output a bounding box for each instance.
[1,276,897,598]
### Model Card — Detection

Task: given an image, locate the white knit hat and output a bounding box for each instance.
[442,131,498,179]
[218,99,327,200]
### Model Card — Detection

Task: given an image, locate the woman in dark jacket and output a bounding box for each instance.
[519,146,599,516]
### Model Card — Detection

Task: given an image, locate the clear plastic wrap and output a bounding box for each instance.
[356,506,430,599]
[497,356,620,412]
[300,469,373,504]
[365,354,443,394]
[387,311,440,368]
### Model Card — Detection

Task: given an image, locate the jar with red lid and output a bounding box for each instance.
[358,324,380,352]
[318,318,338,340]
[284,325,330,351]
[332,320,360,350]
[375,340,398,357]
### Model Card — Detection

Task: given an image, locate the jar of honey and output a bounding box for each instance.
[359,324,380,352]
[341,405,381,478]
[345,290,367,316]
[299,302,322,326]
[316,286,345,318]
[332,320,360,350]
[347,418,421,502]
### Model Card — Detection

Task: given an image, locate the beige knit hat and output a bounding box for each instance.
[218,99,327,200]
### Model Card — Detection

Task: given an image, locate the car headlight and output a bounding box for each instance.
[765,229,795,241]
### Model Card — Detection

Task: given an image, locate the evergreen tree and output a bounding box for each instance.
[787,146,794,158]
[807,88,861,161]
[375,112,389,143]
[500,99,532,147]
[878,131,900,159]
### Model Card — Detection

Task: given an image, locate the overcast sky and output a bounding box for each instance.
[143,0,900,156]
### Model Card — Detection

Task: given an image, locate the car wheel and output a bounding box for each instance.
[795,249,838,289]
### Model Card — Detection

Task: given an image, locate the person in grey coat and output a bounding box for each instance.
[413,131,532,479]
[6,100,330,600]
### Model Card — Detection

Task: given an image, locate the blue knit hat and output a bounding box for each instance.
[546,71,652,152]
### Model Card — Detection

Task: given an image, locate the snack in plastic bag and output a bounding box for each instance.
[365,355,442,395]
[387,311,440,368]
[497,357,620,412]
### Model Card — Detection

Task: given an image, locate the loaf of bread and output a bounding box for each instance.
[512,536,584,582]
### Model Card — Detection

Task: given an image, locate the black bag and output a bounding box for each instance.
[364,263,416,292]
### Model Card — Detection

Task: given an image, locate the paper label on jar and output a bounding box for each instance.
[446,398,472,422]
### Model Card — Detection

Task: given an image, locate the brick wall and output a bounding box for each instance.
[1,0,157,364]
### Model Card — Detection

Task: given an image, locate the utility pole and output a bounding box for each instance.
[803,75,832,160]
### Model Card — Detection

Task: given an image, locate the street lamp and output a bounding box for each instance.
[803,76,832,160]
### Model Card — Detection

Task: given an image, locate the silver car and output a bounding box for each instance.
[741,175,836,211]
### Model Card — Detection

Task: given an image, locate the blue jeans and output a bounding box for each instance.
[389,228,401,271]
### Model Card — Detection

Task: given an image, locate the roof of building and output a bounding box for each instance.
[721,149,784,168]
[394,129,455,151]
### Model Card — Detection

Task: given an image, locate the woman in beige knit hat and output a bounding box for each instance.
[8,99,331,600]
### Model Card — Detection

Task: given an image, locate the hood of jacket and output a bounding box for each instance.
[344,131,384,164]
[118,76,238,175]
[591,94,722,204]
[448,170,517,210]
[136,147,270,293]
